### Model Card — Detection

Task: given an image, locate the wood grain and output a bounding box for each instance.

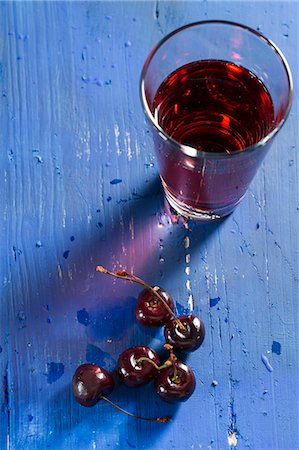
[1,1,298,449]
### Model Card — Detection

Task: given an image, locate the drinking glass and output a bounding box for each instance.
[140,21,293,220]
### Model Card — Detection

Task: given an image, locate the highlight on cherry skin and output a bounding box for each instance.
[136,287,175,327]
[96,265,205,352]
[117,345,161,387]
[155,360,196,403]
[116,343,197,403]
[153,344,196,403]
[72,363,170,423]
[72,363,114,407]
[164,314,205,352]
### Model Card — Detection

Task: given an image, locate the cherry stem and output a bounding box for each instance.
[136,357,172,371]
[165,345,178,379]
[170,356,178,379]
[100,396,170,423]
[96,266,186,331]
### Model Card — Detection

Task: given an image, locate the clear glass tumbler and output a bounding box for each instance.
[140,21,293,220]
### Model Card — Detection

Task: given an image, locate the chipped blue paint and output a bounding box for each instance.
[17,33,28,41]
[77,308,90,326]
[44,363,65,384]
[175,302,189,315]
[12,246,22,260]
[110,178,122,185]
[272,341,282,355]
[34,155,43,164]
[210,297,221,308]
[85,344,114,370]
[261,354,274,372]
[16,311,26,322]
[81,75,103,86]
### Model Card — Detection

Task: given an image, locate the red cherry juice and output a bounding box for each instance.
[152,60,275,214]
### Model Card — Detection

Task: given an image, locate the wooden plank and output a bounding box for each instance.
[1,1,298,449]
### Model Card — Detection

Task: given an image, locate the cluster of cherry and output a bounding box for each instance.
[72,267,205,422]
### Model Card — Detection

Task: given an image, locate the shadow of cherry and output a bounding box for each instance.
[112,378,180,449]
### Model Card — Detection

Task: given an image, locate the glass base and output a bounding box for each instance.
[162,179,241,221]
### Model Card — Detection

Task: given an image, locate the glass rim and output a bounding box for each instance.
[140,20,294,159]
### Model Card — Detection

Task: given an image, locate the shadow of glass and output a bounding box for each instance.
[9,175,227,449]
[25,175,225,317]
[85,296,164,371]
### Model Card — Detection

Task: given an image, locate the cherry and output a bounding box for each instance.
[72,363,114,407]
[96,266,186,333]
[117,346,160,387]
[155,360,196,402]
[72,363,170,422]
[135,287,174,326]
[164,314,205,352]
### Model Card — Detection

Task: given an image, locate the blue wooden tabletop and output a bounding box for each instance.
[1,2,298,449]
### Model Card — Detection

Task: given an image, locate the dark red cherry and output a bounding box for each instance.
[154,361,196,402]
[72,363,114,407]
[117,346,160,387]
[135,287,174,326]
[72,362,171,422]
[164,314,205,352]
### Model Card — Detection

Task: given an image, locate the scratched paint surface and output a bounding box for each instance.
[0,1,298,449]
